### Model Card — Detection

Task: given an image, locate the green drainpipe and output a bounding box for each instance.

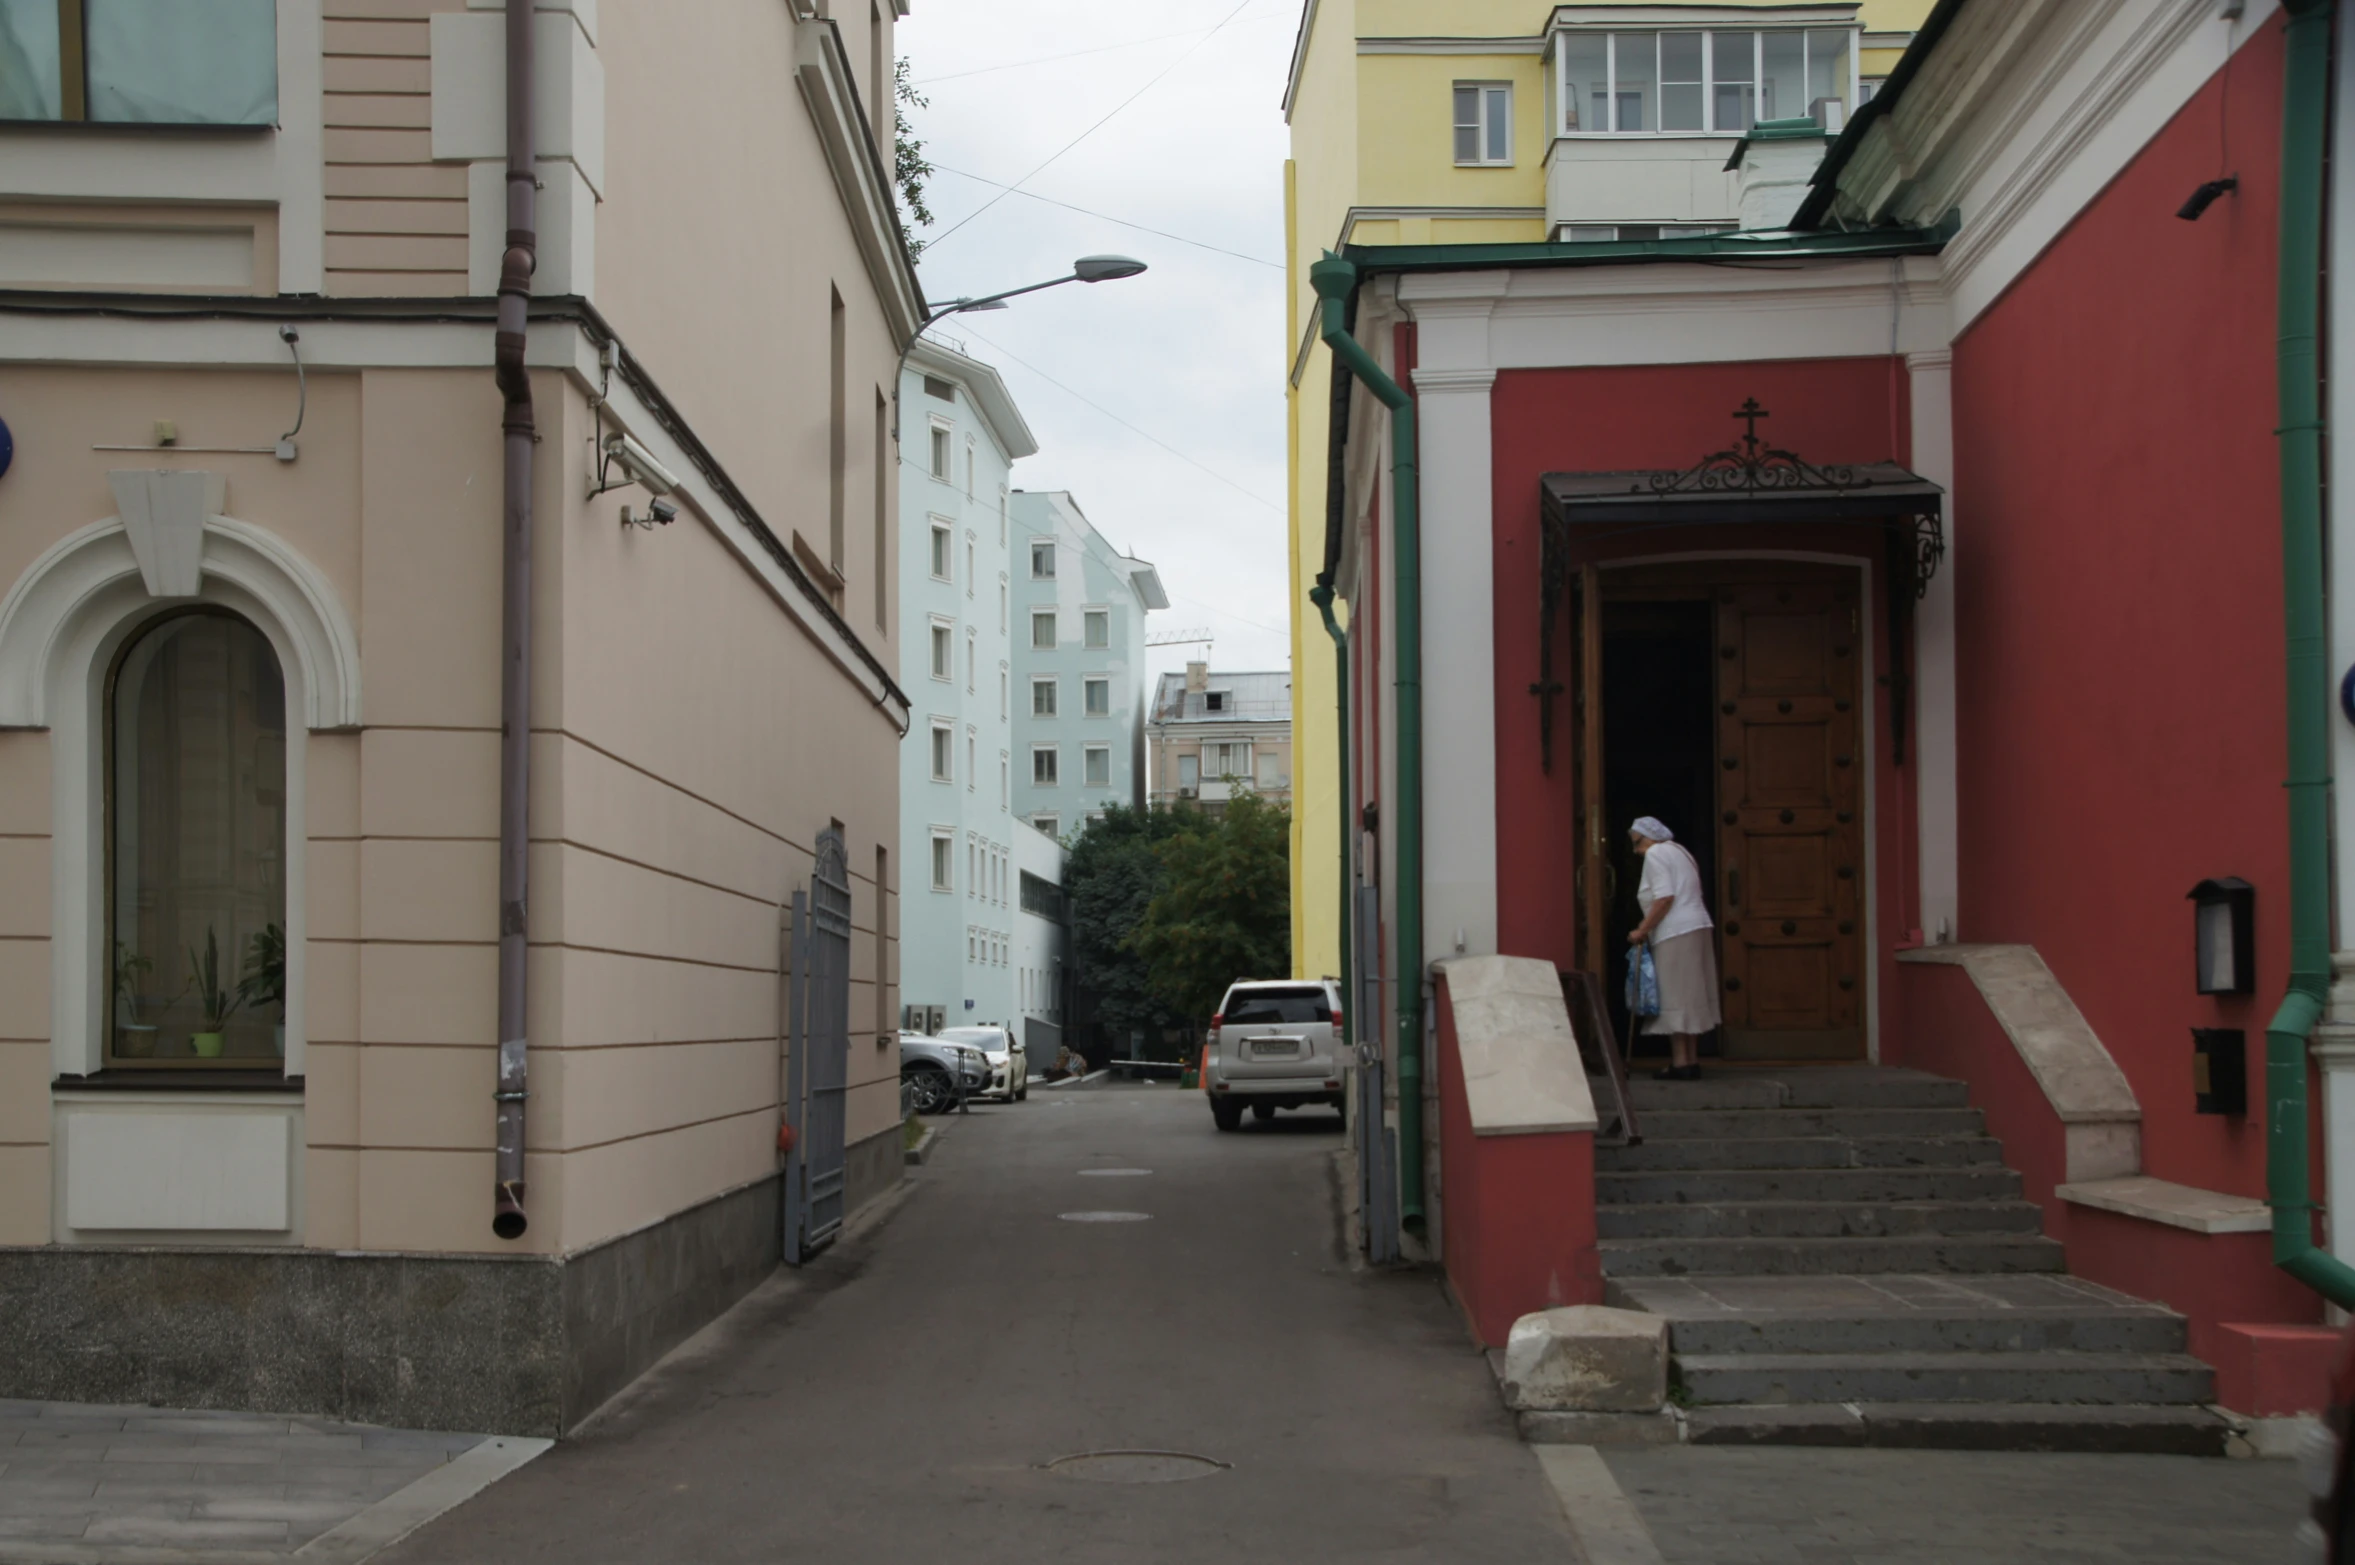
[2271,0,2355,1306]
[1311,253,1424,1229]
[1310,583,1352,1062]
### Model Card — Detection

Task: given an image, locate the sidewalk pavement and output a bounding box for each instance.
[1591,1444,2309,1564]
[0,1399,546,1565]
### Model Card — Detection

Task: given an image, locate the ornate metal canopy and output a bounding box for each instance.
[1532,400,1947,768]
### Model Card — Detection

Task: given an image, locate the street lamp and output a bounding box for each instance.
[893,255,1147,438]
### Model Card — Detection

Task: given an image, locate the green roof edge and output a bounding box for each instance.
[1338,213,1957,276]
[1791,0,1971,229]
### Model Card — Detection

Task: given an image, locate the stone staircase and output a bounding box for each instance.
[1594,1066,2230,1453]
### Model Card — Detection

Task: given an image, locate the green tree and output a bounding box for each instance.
[1066,805,1199,1053]
[893,58,935,257]
[1133,792,1292,1026]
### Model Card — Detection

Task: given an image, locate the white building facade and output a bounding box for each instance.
[898,341,1034,1034]
[1008,490,1167,838]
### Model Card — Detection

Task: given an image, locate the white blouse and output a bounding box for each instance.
[1637,841,1712,943]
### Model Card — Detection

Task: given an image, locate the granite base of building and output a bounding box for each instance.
[843,1122,903,1222]
[0,1152,901,1438]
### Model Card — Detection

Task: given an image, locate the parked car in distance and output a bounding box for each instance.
[1201,979,1345,1132]
[938,1025,1027,1102]
[899,1031,989,1115]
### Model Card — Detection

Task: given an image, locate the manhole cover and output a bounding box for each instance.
[1078,1168,1153,1177]
[1045,1450,1228,1484]
[1058,1210,1151,1222]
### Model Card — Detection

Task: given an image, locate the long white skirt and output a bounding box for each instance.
[1642,928,1723,1037]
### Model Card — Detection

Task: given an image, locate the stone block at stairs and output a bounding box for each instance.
[1501,1306,1669,1412]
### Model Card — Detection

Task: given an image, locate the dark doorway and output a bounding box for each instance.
[1600,600,1716,1057]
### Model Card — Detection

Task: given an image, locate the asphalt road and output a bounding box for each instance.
[378,1080,1577,1563]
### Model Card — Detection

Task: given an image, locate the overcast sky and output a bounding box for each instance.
[896,0,1298,689]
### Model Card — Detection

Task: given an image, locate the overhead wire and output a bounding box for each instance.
[929,165,1284,270]
[923,0,1262,252]
[956,322,1283,515]
[910,25,1236,86]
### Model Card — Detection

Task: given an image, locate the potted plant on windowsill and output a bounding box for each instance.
[238,922,285,1057]
[113,942,159,1058]
[186,926,243,1059]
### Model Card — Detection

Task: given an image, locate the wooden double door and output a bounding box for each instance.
[1573,563,1866,1060]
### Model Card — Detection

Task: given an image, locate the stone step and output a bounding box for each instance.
[1598,1233,2068,1278]
[1622,1068,1972,1112]
[1631,1106,1986,1140]
[1597,1166,2025,1205]
[1608,1273,2192,1356]
[1598,1199,2046,1241]
[1597,1135,2007,1173]
[1673,1350,2215,1407]
[1681,1403,2231,1455]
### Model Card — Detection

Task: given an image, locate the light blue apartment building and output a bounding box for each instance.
[1009,491,1167,837]
[898,340,1036,1036]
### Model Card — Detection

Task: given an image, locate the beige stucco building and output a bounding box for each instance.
[0,0,917,1435]
[1146,664,1293,816]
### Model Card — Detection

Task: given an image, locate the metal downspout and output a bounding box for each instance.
[1311,254,1425,1230]
[2272,0,2355,1304]
[491,0,537,1241]
[1310,584,1352,1057]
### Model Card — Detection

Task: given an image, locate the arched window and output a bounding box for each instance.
[106,611,286,1066]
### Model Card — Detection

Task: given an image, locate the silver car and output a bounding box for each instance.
[1201,980,1345,1131]
[938,1025,1028,1102]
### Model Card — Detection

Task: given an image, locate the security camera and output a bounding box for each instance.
[648,496,679,525]
[604,433,682,496]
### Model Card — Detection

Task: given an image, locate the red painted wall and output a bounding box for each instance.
[1435,975,1601,1346]
[1487,358,1912,1027]
[1939,21,2287,1202]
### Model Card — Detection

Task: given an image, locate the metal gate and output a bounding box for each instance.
[784,826,854,1263]
[1354,882,1400,1264]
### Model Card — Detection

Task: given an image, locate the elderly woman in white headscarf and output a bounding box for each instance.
[1628,816,1721,1081]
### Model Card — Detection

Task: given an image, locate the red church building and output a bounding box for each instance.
[1318,0,2355,1446]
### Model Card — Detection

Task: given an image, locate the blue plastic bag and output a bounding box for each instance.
[1625,942,1660,1019]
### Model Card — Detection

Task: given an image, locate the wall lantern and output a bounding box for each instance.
[2192,1028,2248,1116]
[2187,877,2255,996]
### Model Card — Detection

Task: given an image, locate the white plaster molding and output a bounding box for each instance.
[2057,1175,2271,1235]
[108,469,221,598]
[35,569,316,1084]
[1411,349,1501,963]
[1907,354,1958,946]
[1357,35,1547,55]
[1436,955,1598,1135]
[1832,0,2280,333]
[0,515,361,732]
[1411,367,1500,394]
[1397,256,1953,370]
[793,16,925,346]
[1897,943,2141,1181]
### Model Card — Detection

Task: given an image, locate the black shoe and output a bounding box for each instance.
[1652,1065,1702,1082]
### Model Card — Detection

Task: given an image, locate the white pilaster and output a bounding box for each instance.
[1908,349,1959,944]
[1407,348,1499,967]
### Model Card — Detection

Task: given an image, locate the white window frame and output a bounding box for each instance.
[928,520,953,582]
[967,728,977,791]
[928,617,954,682]
[929,419,953,481]
[1034,813,1059,838]
[1031,610,1058,650]
[1552,27,1858,139]
[1082,608,1109,651]
[966,627,977,693]
[1083,744,1111,789]
[929,720,955,783]
[1453,80,1514,166]
[1083,676,1110,717]
[1031,676,1058,718]
[930,829,955,891]
[1000,751,1010,809]
[1032,744,1060,787]
[1030,539,1056,579]
[964,436,976,499]
[966,534,976,598]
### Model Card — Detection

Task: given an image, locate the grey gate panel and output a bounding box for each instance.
[785,827,854,1263]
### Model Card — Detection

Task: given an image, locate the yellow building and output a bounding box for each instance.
[1281,0,1934,983]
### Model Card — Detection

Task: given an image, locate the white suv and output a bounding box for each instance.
[1201,979,1345,1132]
[938,1025,1027,1102]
